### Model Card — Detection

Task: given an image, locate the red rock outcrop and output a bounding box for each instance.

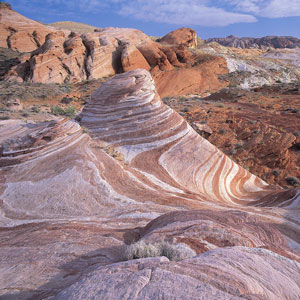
[152,54,228,97]
[1,67,299,300]
[0,2,54,52]
[160,27,198,48]
[121,43,151,72]
[1,7,228,96]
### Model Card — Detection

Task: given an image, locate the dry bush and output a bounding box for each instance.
[124,240,196,261]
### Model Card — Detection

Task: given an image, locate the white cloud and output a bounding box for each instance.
[118,0,257,27]
[225,0,300,18]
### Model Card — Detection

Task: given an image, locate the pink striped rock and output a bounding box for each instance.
[0,69,299,299]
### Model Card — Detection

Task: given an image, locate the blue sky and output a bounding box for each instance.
[4,0,300,39]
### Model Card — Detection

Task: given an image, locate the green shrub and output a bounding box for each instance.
[32,106,40,113]
[64,106,77,118]
[124,240,196,261]
[235,142,244,149]
[272,169,281,177]
[286,176,300,187]
[50,105,77,118]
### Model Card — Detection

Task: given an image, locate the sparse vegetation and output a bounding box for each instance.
[294,131,300,137]
[124,240,196,261]
[272,169,281,177]
[0,80,72,103]
[50,105,77,118]
[31,106,40,113]
[285,176,300,187]
[229,149,237,155]
[234,142,244,149]
[216,103,225,108]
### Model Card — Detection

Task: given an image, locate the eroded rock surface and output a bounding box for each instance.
[0,69,299,299]
[0,3,54,52]
[160,27,198,48]
[52,247,300,300]
[1,6,228,96]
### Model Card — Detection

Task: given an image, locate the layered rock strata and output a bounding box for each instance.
[0,69,299,299]
[1,5,228,95]
[0,2,53,52]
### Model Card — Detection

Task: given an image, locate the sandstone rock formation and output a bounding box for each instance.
[207,35,300,49]
[160,27,198,48]
[0,2,53,52]
[1,6,228,96]
[0,69,299,299]
[4,27,152,83]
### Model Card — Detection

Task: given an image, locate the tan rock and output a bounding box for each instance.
[1,7,228,96]
[160,27,198,48]
[0,3,54,52]
[121,43,150,72]
[152,55,228,97]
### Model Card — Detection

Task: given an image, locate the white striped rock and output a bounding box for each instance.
[0,69,299,299]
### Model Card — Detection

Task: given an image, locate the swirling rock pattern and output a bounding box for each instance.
[0,69,299,299]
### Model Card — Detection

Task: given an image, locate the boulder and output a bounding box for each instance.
[160,27,198,48]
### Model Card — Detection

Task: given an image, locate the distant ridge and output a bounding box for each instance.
[207,35,300,49]
[49,21,98,33]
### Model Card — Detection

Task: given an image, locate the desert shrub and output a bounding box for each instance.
[0,115,10,120]
[61,97,74,104]
[216,103,225,108]
[229,149,237,155]
[50,105,77,118]
[294,142,300,150]
[32,106,40,113]
[64,106,77,118]
[234,142,244,149]
[286,176,300,187]
[124,240,196,261]
[272,169,281,177]
[218,128,226,134]
[51,105,65,116]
